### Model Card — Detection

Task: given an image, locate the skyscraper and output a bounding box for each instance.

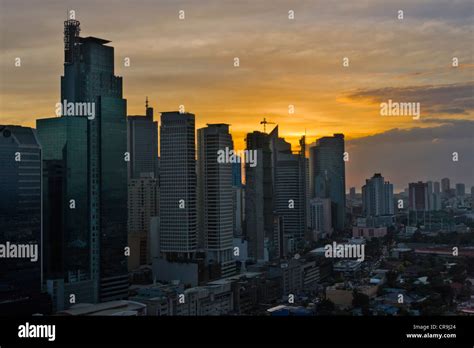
[159,112,197,256]
[269,127,307,247]
[456,183,466,197]
[37,19,128,305]
[362,173,394,217]
[309,134,346,231]
[349,187,356,201]
[441,178,450,195]
[408,182,429,211]
[426,181,433,210]
[127,99,158,179]
[0,126,43,312]
[245,130,274,262]
[197,124,235,278]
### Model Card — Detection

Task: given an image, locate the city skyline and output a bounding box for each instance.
[1,0,473,190]
[1,2,474,336]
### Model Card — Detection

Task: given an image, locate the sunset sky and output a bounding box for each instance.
[1,0,473,190]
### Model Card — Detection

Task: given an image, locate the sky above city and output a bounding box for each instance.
[0,0,473,190]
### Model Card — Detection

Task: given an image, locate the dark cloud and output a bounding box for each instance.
[346,119,474,190]
[347,82,474,116]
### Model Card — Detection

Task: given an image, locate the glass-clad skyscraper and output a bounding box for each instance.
[309,134,346,231]
[37,19,128,307]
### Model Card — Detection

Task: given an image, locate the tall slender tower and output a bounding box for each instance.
[197,124,235,278]
[269,127,307,252]
[309,134,346,231]
[38,19,128,306]
[159,112,197,257]
[245,131,273,261]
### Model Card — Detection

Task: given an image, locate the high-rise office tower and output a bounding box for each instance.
[0,126,43,313]
[269,127,307,246]
[362,173,394,217]
[197,124,235,278]
[309,134,346,231]
[408,182,429,211]
[159,112,197,257]
[456,183,466,197]
[245,131,274,262]
[127,98,158,179]
[128,174,159,270]
[434,181,441,194]
[37,19,128,305]
[441,178,450,195]
[427,181,433,210]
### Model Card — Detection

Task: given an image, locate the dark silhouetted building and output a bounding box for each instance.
[198,124,235,278]
[127,98,158,179]
[309,134,346,231]
[245,130,274,262]
[269,127,307,252]
[0,125,47,314]
[37,19,128,308]
[408,182,428,211]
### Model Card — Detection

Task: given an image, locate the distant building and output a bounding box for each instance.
[309,198,332,240]
[408,182,429,211]
[128,174,159,270]
[456,183,466,197]
[57,301,147,316]
[362,173,394,217]
[309,134,346,231]
[352,226,387,240]
[127,99,158,179]
[441,178,450,195]
[349,187,356,201]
